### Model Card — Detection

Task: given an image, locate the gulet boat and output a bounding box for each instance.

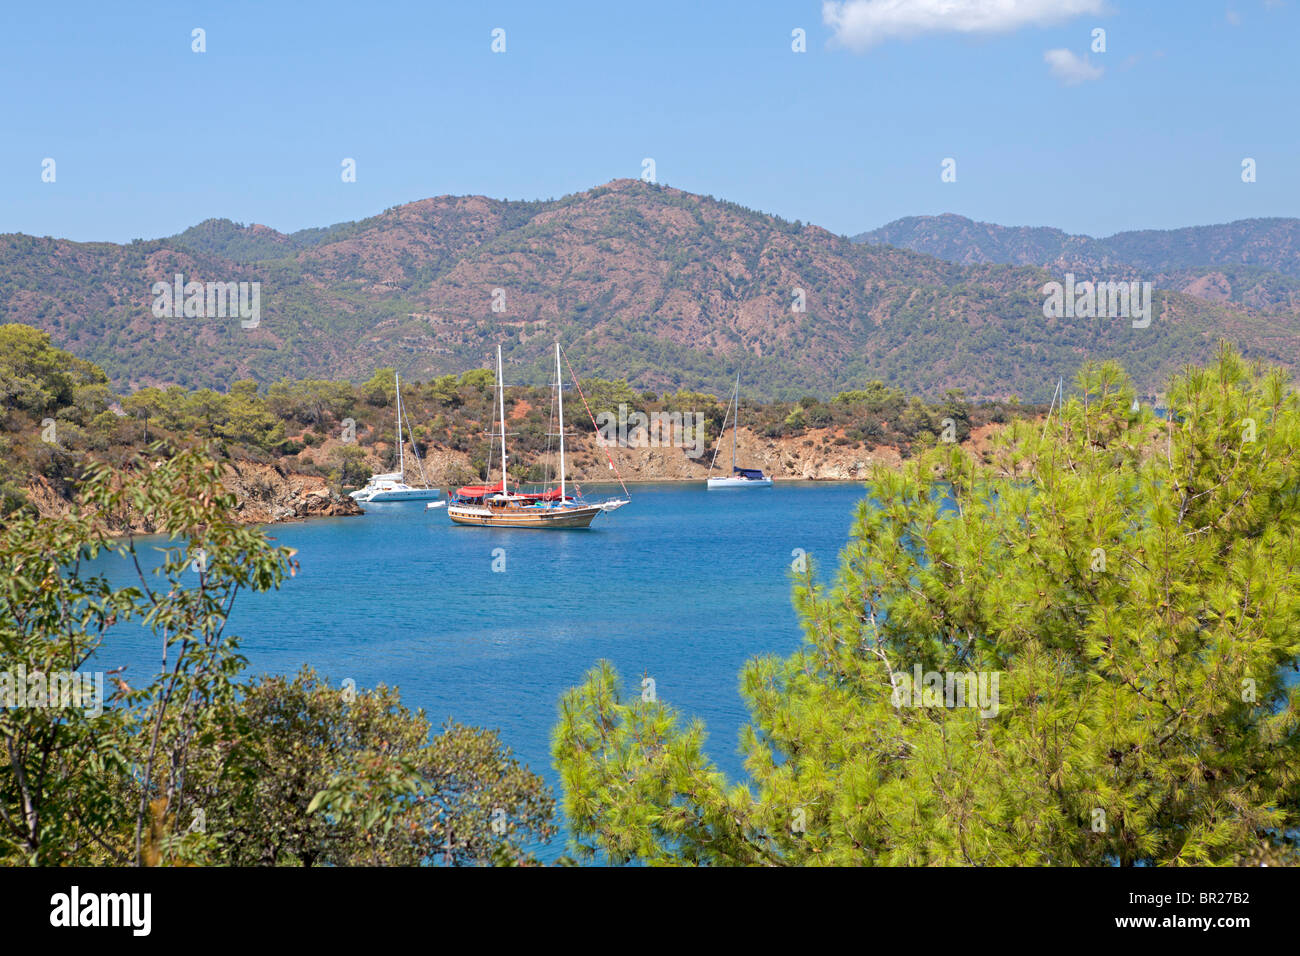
[446,344,629,529]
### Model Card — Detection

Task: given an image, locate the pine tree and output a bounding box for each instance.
[553,343,1300,865]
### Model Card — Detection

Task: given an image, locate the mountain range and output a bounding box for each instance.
[855,214,1300,312]
[2,179,1298,403]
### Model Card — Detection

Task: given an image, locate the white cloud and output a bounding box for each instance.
[1044,47,1104,85]
[823,0,1107,51]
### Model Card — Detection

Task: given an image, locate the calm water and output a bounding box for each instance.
[87,481,872,858]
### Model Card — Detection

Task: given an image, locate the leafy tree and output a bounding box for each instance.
[1,450,555,867]
[229,379,260,401]
[361,368,397,406]
[428,374,464,409]
[67,383,114,426]
[0,446,296,865]
[185,668,554,866]
[835,382,904,412]
[553,345,1300,865]
[662,389,720,412]
[895,398,934,440]
[580,378,640,417]
[938,388,972,442]
[265,379,356,428]
[330,444,371,488]
[458,368,494,395]
[803,403,834,428]
[120,386,170,432]
[214,388,287,452]
[0,324,106,419]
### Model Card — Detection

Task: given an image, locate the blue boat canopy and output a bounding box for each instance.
[734,467,766,479]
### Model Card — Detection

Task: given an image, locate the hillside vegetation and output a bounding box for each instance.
[4,182,1298,403]
[0,324,1037,516]
[555,345,1300,866]
[857,213,1300,311]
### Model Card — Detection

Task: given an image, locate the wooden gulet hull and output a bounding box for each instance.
[446,503,605,529]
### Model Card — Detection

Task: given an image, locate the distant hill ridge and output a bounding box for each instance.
[854,213,1300,311]
[2,180,1298,404]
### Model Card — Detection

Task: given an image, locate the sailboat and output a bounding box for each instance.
[349,372,442,502]
[446,344,629,529]
[706,375,773,489]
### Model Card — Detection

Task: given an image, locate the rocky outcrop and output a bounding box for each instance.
[310,424,1001,489]
[562,428,905,482]
[560,425,1005,482]
[218,460,363,523]
[23,460,361,532]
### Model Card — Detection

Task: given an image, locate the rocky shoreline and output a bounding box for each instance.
[305,422,1001,488]
[24,423,1000,534]
[24,460,362,534]
[221,460,363,525]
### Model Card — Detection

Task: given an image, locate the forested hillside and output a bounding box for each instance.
[3,182,1299,403]
[0,324,1036,516]
[856,213,1300,311]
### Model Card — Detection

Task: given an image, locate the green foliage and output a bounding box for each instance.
[0,324,106,420]
[428,374,464,408]
[4,183,1300,402]
[457,369,494,395]
[662,389,721,410]
[330,444,370,488]
[835,382,906,411]
[0,449,554,866]
[575,378,640,417]
[361,368,397,406]
[553,345,1300,865]
[266,378,355,427]
[181,667,554,866]
[120,385,285,453]
[0,445,296,864]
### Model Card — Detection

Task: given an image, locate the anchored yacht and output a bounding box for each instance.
[350,372,441,503]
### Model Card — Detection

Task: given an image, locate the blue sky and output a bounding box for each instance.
[2,0,1296,242]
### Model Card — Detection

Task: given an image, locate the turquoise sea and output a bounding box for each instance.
[87,481,873,858]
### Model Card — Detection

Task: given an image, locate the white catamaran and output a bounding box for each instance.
[446,344,629,528]
[707,375,773,489]
[350,372,442,503]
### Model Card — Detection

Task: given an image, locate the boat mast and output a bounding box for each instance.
[497,345,508,496]
[731,374,739,473]
[556,343,566,501]
[395,372,405,476]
